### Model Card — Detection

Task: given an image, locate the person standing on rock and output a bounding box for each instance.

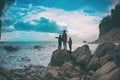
[62,30,67,50]
[55,35,62,49]
[68,37,72,52]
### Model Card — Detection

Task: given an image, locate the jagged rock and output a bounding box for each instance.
[95,42,115,58]
[69,77,80,80]
[86,56,100,71]
[61,61,81,79]
[40,64,81,80]
[86,70,95,80]
[1,42,120,80]
[87,70,94,78]
[33,45,42,50]
[3,46,19,52]
[95,42,120,66]
[90,62,120,80]
[62,61,74,70]
[40,66,66,80]
[72,45,91,69]
[12,65,45,80]
[99,56,108,66]
[40,60,81,80]
[1,65,45,80]
[40,49,81,80]
[50,49,71,67]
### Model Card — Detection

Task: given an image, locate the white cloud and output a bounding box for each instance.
[1,31,58,41]
[23,7,101,41]
[2,5,103,42]
[8,25,15,30]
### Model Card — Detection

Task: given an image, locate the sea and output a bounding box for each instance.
[0,41,99,69]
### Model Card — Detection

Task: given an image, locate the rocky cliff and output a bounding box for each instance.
[40,42,120,80]
[96,3,120,43]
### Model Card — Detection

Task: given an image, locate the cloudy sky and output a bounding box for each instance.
[1,0,119,41]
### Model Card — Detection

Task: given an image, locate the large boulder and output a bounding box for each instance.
[61,61,81,79]
[72,45,91,69]
[99,56,108,66]
[90,62,120,80]
[50,49,71,67]
[10,65,45,80]
[95,42,120,66]
[95,42,115,58]
[40,61,81,80]
[86,56,100,71]
[40,66,66,80]
[113,45,120,66]
[40,49,81,80]
[0,65,45,80]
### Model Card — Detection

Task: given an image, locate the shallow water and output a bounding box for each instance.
[0,41,99,69]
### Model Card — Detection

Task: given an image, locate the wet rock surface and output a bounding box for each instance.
[3,46,19,52]
[33,45,43,50]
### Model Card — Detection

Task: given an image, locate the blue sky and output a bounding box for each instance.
[16,0,110,11]
[1,0,118,41]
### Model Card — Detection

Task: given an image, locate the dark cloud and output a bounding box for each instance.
[6,17,66,33]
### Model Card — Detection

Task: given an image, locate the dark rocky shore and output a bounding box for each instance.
[40,42,120,80]
[0,42,120,80]
[0,65,45,80]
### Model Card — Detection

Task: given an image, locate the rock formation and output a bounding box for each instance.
[40,42,120,80]
[90,62,120,80]
[0,65,45,80]
[96,3,120,43]
[90,42,120,80]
